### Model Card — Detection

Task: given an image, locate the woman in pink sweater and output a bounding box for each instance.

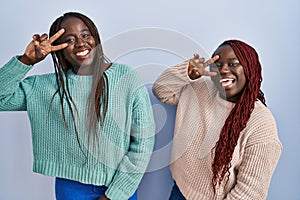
[152,40,282,199]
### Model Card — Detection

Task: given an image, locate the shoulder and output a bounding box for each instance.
[20,71,56,83]
[106,62,144,86]
[106,62,134,76]
[251,100,277,127]
[30,72,57,83]
[241,100,281,146]
[22,73,57,91]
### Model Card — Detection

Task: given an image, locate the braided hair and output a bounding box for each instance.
[48,12,110,156]
[211,40,266,192]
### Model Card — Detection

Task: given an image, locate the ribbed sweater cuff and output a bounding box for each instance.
[105,186,130,200]
[6,56,33,77]
[0,56,34,98]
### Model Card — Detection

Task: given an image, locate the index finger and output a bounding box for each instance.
[49,28,65,44]
[203,55,219,67]
[51,43,68,52]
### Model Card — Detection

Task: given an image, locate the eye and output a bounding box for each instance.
[82,34,89,38]
[63,37,75,44]
[81,32,92,39]
[228,62,239,67]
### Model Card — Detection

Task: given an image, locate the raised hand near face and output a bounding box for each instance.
[19,29,68,66]
[188,54,219,80]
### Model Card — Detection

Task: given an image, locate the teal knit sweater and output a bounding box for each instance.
[0,56,155,200]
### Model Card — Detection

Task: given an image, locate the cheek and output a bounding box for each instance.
[210,76,222,91]
[88,38,97,48]
[237,68,247,88]
[62,48,73,60]
[240,75,247,89]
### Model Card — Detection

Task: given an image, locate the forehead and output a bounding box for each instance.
[214,45,237,59]
[60,16,89,30]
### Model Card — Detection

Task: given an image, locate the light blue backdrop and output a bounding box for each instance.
[0,0,299,199]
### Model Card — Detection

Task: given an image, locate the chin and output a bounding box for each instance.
[79,60,94,67]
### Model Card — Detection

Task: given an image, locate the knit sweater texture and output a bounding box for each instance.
[152,61,282,200]
[0,56,155,200]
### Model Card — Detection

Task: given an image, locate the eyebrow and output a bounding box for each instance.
[61,28,91,38]
[227,58,239,62]
[80,28,91,33]
[215,58,238,62]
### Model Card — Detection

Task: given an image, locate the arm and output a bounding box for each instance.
[0,57,34,111]
[225,110,282,200]
[225,141,282,200]
[152,61,192,106]
[152,54,218,105]
[0,29,68,111]
[105,85,155,200]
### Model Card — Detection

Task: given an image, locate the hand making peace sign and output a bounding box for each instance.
[188,53,219,80]
[19,29,68,66]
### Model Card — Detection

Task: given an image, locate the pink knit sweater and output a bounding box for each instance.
[152,61,282,200]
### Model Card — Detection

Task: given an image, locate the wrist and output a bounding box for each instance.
[18,54,33,66]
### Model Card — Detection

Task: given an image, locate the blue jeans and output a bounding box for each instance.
[55,177,137,200]
[169,181,186,200]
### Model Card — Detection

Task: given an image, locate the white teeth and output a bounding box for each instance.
[219,78,234,83]
[220,78,234,87]
[76,50,89,56]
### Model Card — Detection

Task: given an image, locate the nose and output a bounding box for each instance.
[75,38,86,48]
[219,64,230,74]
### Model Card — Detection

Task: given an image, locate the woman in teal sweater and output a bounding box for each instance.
[0,12,155,200]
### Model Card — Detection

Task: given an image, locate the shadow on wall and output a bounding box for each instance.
[138,84,177,200]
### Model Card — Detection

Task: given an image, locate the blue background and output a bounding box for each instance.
[0,0,299,199]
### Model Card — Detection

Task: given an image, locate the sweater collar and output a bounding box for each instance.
[66,69,92,81]
[66,63,117,80]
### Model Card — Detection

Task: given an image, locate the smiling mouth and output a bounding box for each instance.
[219,78,235,87]
[76,49,90,57]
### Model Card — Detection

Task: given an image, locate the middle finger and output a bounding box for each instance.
[49,28,65,44]
[39,33,48,41]
[203,55,219,67]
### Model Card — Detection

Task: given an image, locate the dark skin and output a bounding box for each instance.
[18,27,111,200]
[188,46,246,103]
[19,29,68,66]
[188,53,219,79]
[98,194,110,200]
[19,17,110,75]
[59,16,111,75]
[59,17,97,75]
[210,45,246,103]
